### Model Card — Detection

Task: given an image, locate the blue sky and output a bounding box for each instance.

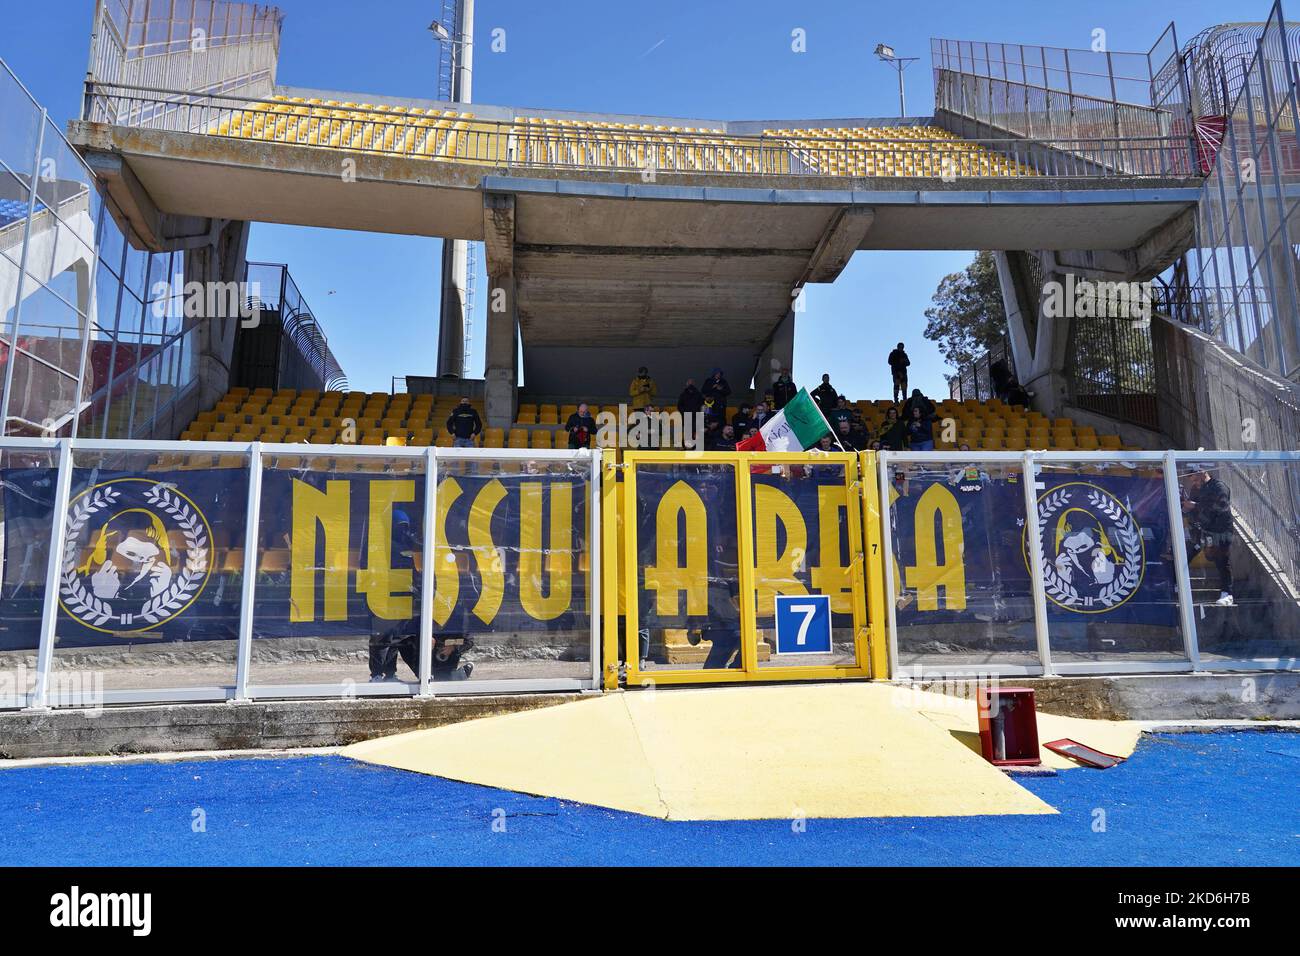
[2,0,1256,396]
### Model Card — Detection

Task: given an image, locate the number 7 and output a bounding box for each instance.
[790,603,817,645]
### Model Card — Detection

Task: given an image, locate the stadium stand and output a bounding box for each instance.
[205,97,1037,178]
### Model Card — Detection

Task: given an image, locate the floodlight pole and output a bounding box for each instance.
[432,0,475,379]
[874,44,919,118]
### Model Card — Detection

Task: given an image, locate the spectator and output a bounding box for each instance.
[701,368,731,414]
[848,415,871,450]
[1182,468,1234,606]
[906,403,938,450]
[888,342,910,403]
[902,388,936,422]
[811,373,838,414]
[677,378,704,415]
[991,359,1032,407]
[702,395,726,428]
[835,419,858,451]
[829,395,854,431]
[702,419,728,451]
[629,366,657,409]
[732,402,754,436]
[751,402,771,430]
[564,402,597,449]
[878,406,907,450]
[446,397,482,448]
[718,424,737,450]
[772,369,797,410]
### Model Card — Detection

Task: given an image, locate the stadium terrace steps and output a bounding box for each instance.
[202,96,1038,178]
[344,683,1064,820]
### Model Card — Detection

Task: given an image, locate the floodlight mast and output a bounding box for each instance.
[874,42,918,118]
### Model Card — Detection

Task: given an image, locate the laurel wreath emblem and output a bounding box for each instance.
[60,482,210,630]
[1036,485,1143,611]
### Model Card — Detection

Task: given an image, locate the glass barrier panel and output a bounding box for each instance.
[632,460,741,673]
[1176,458,1300,664]
[0,446,59,707]
[1036,461,1187,664]
[249,450,426,693]
[248,452,594,691]
[749,459,859,669]
[887,457,1039,671]
[50,447,248,700]
[435,455,592,684]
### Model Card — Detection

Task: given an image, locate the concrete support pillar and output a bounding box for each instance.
[483,274,517,429]
[754,308,795,399]
[482,193,516,429]
[188,220,250,413]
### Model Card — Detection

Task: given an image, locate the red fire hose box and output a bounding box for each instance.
[977,686,1041,766]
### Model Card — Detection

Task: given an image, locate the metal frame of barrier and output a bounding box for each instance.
[879,449,1300,679]
[0,438,602,710]
[618,450,882,687]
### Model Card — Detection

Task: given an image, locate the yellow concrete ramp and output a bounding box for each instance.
[344,683,1057,820]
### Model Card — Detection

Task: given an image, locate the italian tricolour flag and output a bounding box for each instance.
[736,387,832,452]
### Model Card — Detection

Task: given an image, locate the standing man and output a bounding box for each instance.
[701,367,732,418]
[772,368,798,410]
[1182,468,1235,606]
[629,366,657,410]
[811,373,838,415]
[565,402,597,449]
[888,343,910,404]
[677,378,705,415]
[446,397,482,448]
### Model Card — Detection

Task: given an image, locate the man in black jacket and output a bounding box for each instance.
[677,378,705,415]
[772,369,798,410]
[701,368,731,417]
[565,402,597,449]
[732,403,754,436]
[811,374,838,414]
[446,397,482,447]
[888,343,910,403]
[1182,468,1235,606]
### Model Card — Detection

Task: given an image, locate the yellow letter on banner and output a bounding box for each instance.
[468,479,507,624]
[290,479,351,623]
[753,483,809,613]
[905,483,967,610]
[432,477,462,626]
[811,486,853,613]
[519,481,573,621]
[356,479,416,619]
[643,480,708,616]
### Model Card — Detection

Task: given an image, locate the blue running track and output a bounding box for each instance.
[0,731,1295,866]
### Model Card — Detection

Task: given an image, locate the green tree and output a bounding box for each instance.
[923,251,1006,380]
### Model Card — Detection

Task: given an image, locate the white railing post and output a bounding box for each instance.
[27,438,74,711]
[1020,451,1055,675]
[417,446,437,697]
[233,442,263,700]
[1164,451,1202,670]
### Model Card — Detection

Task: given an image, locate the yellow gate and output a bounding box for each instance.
[603,450,888,688]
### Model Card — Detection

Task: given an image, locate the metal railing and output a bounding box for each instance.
[879,448,1300,678]
[0,439,602,710]
[80,83,1199,181]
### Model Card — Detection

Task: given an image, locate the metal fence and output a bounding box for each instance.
[1181,2,1300,380]
[880,449,1300,678]
[79,82,1197,181]
[0,439,601,710]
